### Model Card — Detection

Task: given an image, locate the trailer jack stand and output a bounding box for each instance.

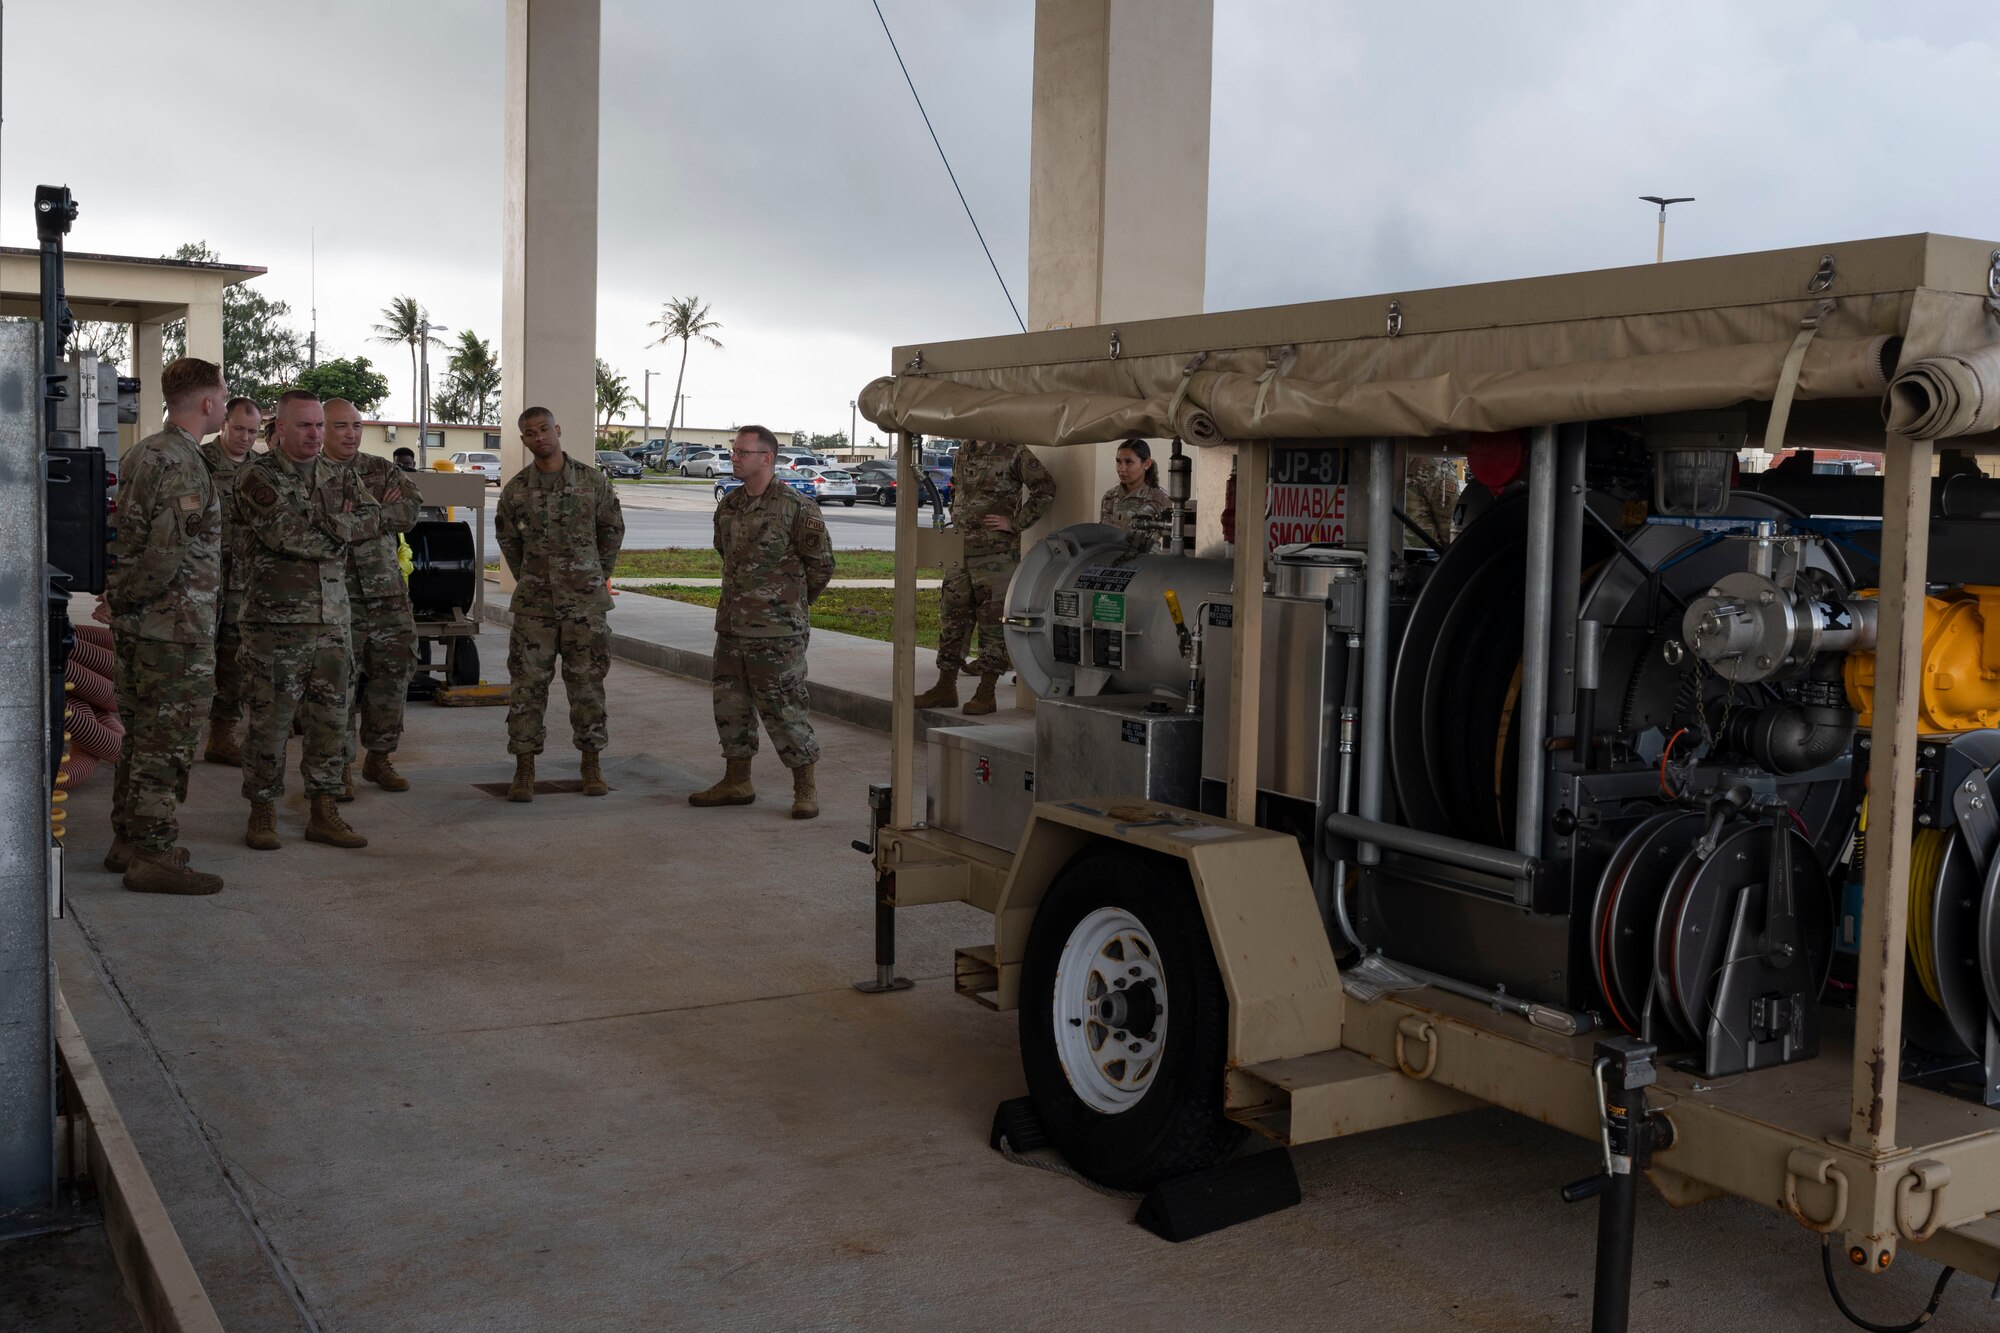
[853,872,914,994]
[1562,1036,1665,1333]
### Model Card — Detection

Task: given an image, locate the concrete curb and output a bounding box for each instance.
[483,601,975,739]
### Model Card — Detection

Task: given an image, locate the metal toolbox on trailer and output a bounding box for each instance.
[1035,694,1202,808]
[925,723,1037,851]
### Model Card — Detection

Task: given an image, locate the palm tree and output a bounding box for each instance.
[446,331,502,424]
[648,296,722,438]
[370,296,441,420]
[595,358,639,431]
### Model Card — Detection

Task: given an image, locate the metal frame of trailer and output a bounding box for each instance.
[855,235,2000,1288]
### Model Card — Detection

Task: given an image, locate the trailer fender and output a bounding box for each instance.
[991,799,1344,1067]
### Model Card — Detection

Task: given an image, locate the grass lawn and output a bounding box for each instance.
[610,548,942,580]
[621,584,942,648]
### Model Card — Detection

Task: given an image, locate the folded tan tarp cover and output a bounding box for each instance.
[857,234,2000,448]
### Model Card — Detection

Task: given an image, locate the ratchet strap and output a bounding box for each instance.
[1166,351,1208,429]
[1762,299,1835,454]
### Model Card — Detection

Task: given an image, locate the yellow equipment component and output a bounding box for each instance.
[1906,825,1949,1009]
[398,534,414,581]
[1845,585,2000,732]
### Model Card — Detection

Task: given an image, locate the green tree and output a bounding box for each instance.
[293,356,391,414]
[807,430,849,454]
[648,296,722,439]
[595,357,639,429]
[437,330,501,424]
[161,241,305,404]
[370,296,441,420]
[71,321,129,364]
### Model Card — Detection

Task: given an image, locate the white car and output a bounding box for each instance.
[679,449,735,479]
[794,465,858,507]
[449,450,503,485]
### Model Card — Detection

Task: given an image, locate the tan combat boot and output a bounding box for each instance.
[203,719,243,767]
[790,763,819,820]
[912,669,959,709]
[245,801,281,851]
[124,847,223,896]
[336,763,356,803]
[580,750,609,797]
[507,754,536,803]
[688,757,756,807]
[305,794,367,849]
[362,750,410,792]
[962,674,1000,716]
[103,837,133,873]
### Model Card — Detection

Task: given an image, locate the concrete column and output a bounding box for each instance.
[1025,0,1212,534]
[133,319,165,434]
[184,298,224,367]
[500,0,599,497]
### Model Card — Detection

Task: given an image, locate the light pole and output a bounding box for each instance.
[643,368,659,442]
[850,399,857,457]
[1639,196,1694,264]
[416,319,449,468]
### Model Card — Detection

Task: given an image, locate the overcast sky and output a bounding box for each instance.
[6,1,1999,436]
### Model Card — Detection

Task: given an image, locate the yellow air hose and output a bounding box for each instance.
[1907,825,1949,1009]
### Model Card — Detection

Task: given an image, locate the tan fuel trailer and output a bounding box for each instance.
[853,235,2000,1329]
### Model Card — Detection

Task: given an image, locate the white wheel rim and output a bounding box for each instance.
[1052,906,1167,1113]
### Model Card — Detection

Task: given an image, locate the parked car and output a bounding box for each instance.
[657,441,702,473]
[448,450,503,485]
[779,450,831,470]
[717,470,817,502]
[792,465,858,507]
[851,461,898,506]
[680,449,734,479]
[625,439,666,465]
[595,450,643,480]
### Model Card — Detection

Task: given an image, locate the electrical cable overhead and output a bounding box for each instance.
[868,0,1027,333]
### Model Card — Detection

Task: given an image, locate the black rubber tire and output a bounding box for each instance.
[449,638,481,687]
[1018,846,1244,1191]
[841,499,855,507]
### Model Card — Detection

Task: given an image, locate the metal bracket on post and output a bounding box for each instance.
[1561,1036,1660,1333]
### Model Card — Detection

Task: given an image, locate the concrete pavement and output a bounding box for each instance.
[37,628,1990,1330]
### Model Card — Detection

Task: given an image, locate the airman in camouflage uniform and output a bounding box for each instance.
[914,439,1056,716]
[688,426,835,818]
[236,391,374,851]
[495,407,625,802]
[322,399,422,795]
[1099,439,1171,537]
[1404,455,1462,550]
[200,396,261,767]
[104,358,231,895]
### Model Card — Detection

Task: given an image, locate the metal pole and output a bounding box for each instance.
[0,320,56,1215]
[1514,425,1557,862]
[418,323,431,469]
[1655,215,1665,265]
[643,369,654,441]
[850,399,857,456]
[1356,438,1395,863]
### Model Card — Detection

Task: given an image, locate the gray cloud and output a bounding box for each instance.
[6,1,1998,435]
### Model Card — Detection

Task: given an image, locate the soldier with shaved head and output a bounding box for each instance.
[234,390,375,850]
[321,397,421,796]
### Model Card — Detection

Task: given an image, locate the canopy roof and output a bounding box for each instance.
[859,234,2000,450]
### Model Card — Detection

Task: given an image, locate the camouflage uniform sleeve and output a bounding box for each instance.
[1012,446,1057,532]
[371,461,423,535]
[326,467,382,543]
[1098,486,1117,526]
[595,469,625,577]
[712,497,725,555]
[495,481,525,579]
[794,497,835,605]
[108,450,190,608]
[238,465,343,560]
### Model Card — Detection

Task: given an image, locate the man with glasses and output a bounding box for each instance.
[495,406,625,801]
[689,425,834,817]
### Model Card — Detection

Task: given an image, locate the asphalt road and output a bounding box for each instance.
[471,479,941,561]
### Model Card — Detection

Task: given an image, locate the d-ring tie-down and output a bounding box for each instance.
[1895,1158,1951,1242]
[1783,1146,1850,1234]
[1394,1014,1439,1080]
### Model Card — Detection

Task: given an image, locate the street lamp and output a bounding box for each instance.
[850,399,857,457]
[416,320,449,468]
[643,368,660,442]
[1639,196,1694,264]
